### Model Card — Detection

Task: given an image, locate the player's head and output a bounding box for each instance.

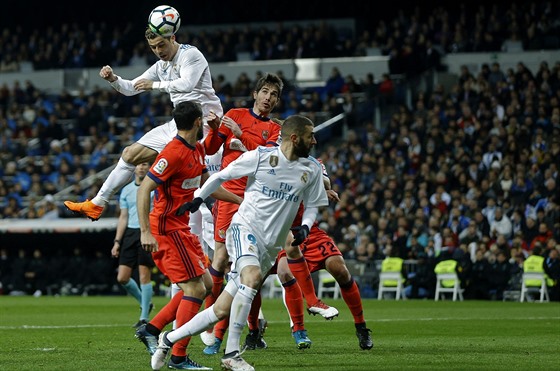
[145,28,178,61]
[281,115,316,158]
[173,101,203,131]
[252,73,283,116]
[135,162,151,181]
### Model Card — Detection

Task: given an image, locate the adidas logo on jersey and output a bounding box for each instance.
[267,169,276,175]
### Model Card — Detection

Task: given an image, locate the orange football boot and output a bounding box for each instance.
[64,199,104,221]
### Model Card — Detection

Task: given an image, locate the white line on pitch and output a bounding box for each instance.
[1,316,558,330]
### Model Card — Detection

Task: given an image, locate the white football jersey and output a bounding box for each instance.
[110,44,223,117]
[204,146,223,175]
[196,146,328,249]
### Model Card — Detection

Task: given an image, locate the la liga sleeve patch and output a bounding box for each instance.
[153,158,168,175]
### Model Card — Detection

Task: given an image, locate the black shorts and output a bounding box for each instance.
[119,228,155,268]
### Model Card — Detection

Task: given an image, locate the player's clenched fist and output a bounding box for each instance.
[99,65,117,82]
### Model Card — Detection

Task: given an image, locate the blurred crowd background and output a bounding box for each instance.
[0,0,559,299]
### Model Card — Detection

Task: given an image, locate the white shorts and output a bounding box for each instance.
[137,119,214,154]
[226,223,273,275]
[137,119,177,153]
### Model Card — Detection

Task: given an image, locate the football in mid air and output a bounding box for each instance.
[148,5,181,37]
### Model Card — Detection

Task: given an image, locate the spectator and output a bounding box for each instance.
[324,67,345,98]
[529,222,553,251]
[466,249,491,300]
[487,250,512,300]
[489,207,512,240]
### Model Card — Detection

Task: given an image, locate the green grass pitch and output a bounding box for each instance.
[0,296,558,370]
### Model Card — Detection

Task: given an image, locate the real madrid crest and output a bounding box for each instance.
[301,172,309,183]
[269,155,278,167]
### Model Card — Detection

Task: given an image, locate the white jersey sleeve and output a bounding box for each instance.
[194,149,258,200]
[109,64,159,96]
[302,157,329,209]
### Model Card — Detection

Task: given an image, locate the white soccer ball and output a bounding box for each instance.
[148,5,181,37]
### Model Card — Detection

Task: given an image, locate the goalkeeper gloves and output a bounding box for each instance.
[176,197,204,216]
[290,225,310,246]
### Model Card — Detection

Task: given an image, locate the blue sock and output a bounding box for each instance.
[122,280,142,304]
[140,283,153,320]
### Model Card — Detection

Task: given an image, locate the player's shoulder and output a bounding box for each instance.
[302,156,324,172]
[267,118,282,129]
[257,145,278,154]
[177,43,204,59]
[178,43,198,52]
[158,138,184,158]
[226,108,250,120]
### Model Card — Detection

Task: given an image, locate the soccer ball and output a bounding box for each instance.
[148,5,181,37]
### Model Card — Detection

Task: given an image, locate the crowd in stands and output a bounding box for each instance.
[1,0,559,300]
[317,59,560,300]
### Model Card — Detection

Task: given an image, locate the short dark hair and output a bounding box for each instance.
[254,73,284,96]
[145,28,171,40]
[173,101,202,131]
[281,115,313,139]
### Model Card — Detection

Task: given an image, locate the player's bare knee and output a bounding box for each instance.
[284,244,302,259]
[238,258,262,289]
[326,257,351,283]
[203,274,213,297]
[276,266,293,283]
[335,270,352,285]
[213,303,229,319]
[243,275,262,289]
[213,243,229,271]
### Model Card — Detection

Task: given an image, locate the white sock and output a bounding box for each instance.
[281,285,294,328]
[92,158,135,206]
[167,305,219,344]
[225,285,257,355]
[171,283,181,329]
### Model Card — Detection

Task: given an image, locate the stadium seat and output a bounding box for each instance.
[317,270,340,299]
[434,260,464,301]
[377,257,406,300]
[520,272,550,303]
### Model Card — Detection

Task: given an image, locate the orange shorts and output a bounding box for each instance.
[213,200,240,243]
[272,225,342,273]
[152,229,207,283]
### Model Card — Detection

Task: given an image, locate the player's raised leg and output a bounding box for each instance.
[64,144,156,220]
